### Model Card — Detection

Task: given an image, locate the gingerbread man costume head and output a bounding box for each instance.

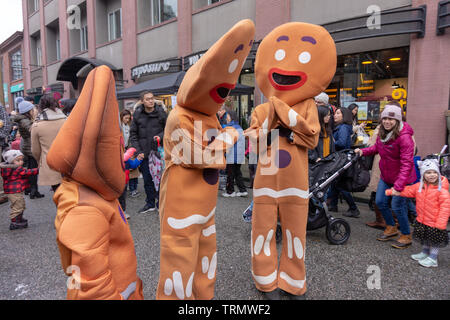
[255,22,337,106]
[47,65,125,201]
[177,19,255,116]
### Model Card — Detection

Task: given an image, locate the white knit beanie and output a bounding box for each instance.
[417,159,441,192]
[3,149,24,164]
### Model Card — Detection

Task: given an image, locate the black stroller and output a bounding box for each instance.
[304,149,369,244]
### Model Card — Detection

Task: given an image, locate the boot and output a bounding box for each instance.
[366,205,386,230]
[391,234,412,249]
[376,225,399,241]
[260,289,281,300]
[9,217,28,230]
[18,213,28,224]
[0,196,8,205]
[30,191,45,199]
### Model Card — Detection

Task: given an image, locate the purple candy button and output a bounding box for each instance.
[203,169,219,185]
[276,150,291,169]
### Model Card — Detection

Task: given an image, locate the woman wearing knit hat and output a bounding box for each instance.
[356,102,417,249]
[10,98,44,199]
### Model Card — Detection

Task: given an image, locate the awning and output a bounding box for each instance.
[57,57,118,90]
[117,71,254,100]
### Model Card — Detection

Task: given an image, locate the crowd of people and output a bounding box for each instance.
[0,89,449,268]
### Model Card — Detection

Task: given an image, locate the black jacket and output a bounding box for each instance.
[130,105,167,158]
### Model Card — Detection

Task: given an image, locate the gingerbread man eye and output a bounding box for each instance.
[298,51,311,64]
[275,49,286,61]
[228,59,239,74]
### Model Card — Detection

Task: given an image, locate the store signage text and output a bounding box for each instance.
[392,87,407,110]
[67,5,81,30]
[132,62,172,79]
[188,53,204,67]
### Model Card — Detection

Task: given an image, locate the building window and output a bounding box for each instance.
[28,0,39,14]
[151,0,177,26]
[36,46,42,67]
[11,50,23,81]
[56,39,61,61]
[108,8,122,41]
[325,47,409,134]
[80,26,88,51]
[193,0,223,11]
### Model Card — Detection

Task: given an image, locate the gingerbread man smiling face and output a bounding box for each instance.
[255,22,337,106]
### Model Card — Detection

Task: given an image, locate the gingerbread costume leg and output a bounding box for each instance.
[251,202,279,292]
[157,206,217,300]
[193,216,217,300]
[278,202,308,296]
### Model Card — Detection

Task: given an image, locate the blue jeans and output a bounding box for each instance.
[375,179,410,235]
[128,178,138,192]
[139,157,158,207]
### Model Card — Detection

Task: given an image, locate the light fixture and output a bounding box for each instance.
[362,61,372,65]
[389,57,401,61]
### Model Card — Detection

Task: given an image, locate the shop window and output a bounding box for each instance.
[11,50,23,81]
[326,47,409,131]
[193,0,223,11]
[151,0,177,26]
[108,8,122,41]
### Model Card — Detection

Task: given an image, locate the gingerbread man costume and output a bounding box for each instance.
[156,19,255,300]
[247,22,336,297]
[47,66,143,300]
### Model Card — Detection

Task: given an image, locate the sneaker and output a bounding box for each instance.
[9,220,28,230]
[130,191,140,198]
[343,208,360,218]
[236,191,248,197]
[418,257,438,268]
[138,204,157,214]
[222,192,236,198]
[411,252,428,261]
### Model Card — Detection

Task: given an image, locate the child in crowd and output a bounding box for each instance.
[119,148,143,219]
[128,166,140,198]
[1,150,39,230]
[386,159,450,267]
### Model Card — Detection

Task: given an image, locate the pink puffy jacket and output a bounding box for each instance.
[387,177,450,230]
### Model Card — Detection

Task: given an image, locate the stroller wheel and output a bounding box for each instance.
[326,218,351,245]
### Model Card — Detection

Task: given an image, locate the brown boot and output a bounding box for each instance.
[391,234,412,249]
[366,205,386,230]
[377,225,399,241]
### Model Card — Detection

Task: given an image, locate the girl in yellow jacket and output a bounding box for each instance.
[386,159,450,268]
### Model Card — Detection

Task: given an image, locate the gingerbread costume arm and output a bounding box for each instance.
[170,113,239,170]
[58,206,123,300]
[270,97,320,149]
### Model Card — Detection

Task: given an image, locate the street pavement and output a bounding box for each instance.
[0,180,448,300]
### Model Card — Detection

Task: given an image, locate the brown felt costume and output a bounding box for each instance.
[247,22,336,296]
[47,66,143,300]
[156,19,255,300]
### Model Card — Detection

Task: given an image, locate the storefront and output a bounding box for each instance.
[326,46,410,136]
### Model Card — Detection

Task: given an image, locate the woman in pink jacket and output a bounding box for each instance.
[386,159,450,267]
[356,103,417,248]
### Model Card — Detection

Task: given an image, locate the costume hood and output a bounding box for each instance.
[255,22,336,106]
[177,19,255,116]
[47,66,125,201]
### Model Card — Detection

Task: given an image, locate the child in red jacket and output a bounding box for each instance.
[386,159,450,267]
[1,149,39,230]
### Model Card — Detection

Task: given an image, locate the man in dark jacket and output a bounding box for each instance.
[130,91,167,213]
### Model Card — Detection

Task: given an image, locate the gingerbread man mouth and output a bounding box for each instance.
[209,83,236,104]
[269,68,308,91]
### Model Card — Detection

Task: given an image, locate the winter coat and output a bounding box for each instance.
[386,177,450,230]
[10,113,34,157]
[362,122,416,192]
[333,123,353,151]
[0,163,39,194]
[223,121,245,164]
[309,129,335,163]
[129,105,167,158]
[125,158,142,184]
[31,108,67,186]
